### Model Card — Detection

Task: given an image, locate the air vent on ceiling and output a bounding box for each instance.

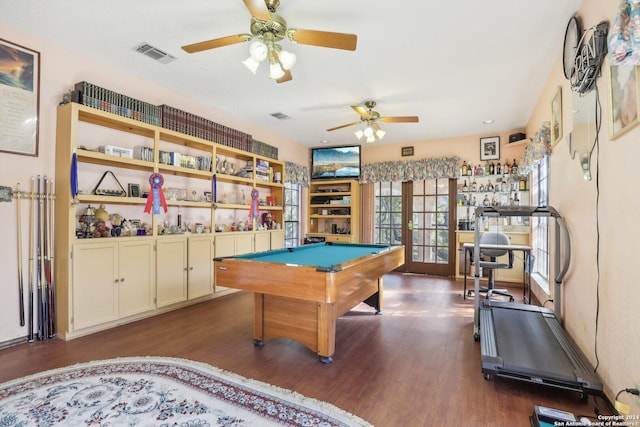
[270,112,290,120]
[134,42,177,64]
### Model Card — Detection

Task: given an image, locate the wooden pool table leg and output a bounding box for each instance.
[317,302,337,364]
[253,293,265,346]
[362,278,384,314]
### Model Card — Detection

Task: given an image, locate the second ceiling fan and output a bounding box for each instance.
[181,0,357,83]
[327,101,419,142]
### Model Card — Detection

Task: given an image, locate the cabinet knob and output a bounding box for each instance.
[114,279,119,283]
[120,278,125,282]
[190,267,194,271]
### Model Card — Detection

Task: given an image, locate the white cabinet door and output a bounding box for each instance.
[156,237,188,307]
[72,242,118,330]
[188,235,214,300]
[214,234,236,258]
[118,239,155,317]
[270,230,285,250]
[254,232,271,253]
[235,233,254,255]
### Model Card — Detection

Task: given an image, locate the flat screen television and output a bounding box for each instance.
[311,145,361,180]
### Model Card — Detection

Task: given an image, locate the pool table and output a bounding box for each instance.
[213,242,405,363]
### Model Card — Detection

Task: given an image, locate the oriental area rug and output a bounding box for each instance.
[0,356,372,427]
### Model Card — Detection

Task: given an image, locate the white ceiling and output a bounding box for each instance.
[0,0,582,147]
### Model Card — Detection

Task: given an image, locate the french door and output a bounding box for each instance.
[374,179,456,275]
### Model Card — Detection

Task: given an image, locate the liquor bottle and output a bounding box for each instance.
[487,180,494,192]
[489,161,495,175]
[496,161,501,175]
[506,159,512,174]
[471,179,477,192]
[461,161,468,176]
[483,194,490,206]
[519,176,526,191]
[511,159,518,175]
[462,180,469,192]
[473,165,478,176]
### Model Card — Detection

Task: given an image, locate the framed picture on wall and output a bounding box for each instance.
[479,136,500,160]
[0,38,40,157]
[607,60,640,140]
[401,146,414,156]
[550,86,563,146]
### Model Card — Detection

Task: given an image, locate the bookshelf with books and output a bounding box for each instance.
[55,102,285,340]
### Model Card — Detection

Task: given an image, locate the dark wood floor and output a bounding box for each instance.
[0,274,606,426]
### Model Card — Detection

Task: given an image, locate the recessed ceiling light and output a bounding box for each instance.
[483,119,494,124]
[320,140,329,144]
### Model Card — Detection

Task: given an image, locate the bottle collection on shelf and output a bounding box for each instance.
[460,158,519,177]
[458,158,528,209]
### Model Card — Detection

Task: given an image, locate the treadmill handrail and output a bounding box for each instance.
[473,205,570,333]
[555,215,571,284]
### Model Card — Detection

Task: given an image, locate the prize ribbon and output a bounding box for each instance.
[70,151,79,202]
[144,173,167,214]
[212,174,217,202]
[249,188,260,218]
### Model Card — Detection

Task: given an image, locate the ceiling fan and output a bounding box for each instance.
[326,101,419,142]
[181,0,357,83]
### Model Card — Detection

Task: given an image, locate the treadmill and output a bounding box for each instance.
[472,206,602,398]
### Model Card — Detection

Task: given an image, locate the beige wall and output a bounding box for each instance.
[362,129,525,166]
[1,0,639,413]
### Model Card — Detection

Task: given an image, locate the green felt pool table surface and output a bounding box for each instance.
[234,242,394,270]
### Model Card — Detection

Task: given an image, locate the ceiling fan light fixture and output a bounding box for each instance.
[269,60,285,79]
[354,129,364,140]
[242,56,261,74]
[363,126,374,138]
[366,135,376,143]
[248,39,268,62]
[278,49,297,70]
[375,129,386,139]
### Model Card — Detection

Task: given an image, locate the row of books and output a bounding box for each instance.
[160,104,253,152]
[158,150,213,172]
[72,81,162,126]
[252,140,278,160]
[67,81,279,160]
[133,146,154,162]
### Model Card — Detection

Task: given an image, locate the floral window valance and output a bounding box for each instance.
[360,156,461,184]
[520,121,552,174]
[284,161,310,187]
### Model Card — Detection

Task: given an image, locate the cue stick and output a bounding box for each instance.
[16,183,25,326]
[27,177,35,342]
[46,177,56,337]
[37,175,45,340]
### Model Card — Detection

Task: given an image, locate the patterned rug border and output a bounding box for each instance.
[0,356,373,426]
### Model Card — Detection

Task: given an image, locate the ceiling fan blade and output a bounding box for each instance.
[288,29,357,51]
[326,122,360,131]
[242,0,271,21]
[182,34,251,53]
[380,116,420,123]
[276,69,293,83]
[352,105,371,119]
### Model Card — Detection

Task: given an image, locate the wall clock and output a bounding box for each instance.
[563,16,581,80]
